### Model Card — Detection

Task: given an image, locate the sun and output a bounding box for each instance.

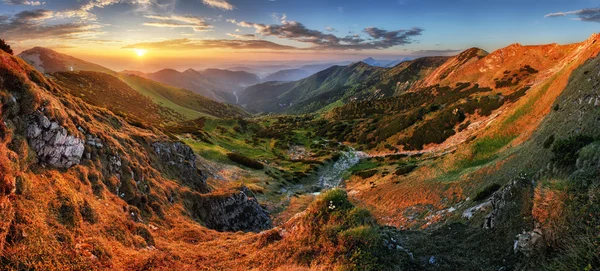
[134,49,147,57]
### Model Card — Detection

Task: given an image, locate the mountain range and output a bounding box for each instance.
[1,34,600,270]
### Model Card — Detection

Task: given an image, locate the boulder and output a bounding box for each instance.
[152,141,209,193]
[26,111,84,169]
[184,187,272,232]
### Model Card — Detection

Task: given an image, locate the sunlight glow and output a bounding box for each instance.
[134,49,147,57]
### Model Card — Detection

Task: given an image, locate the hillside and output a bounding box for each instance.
[16,47,247,120]
[239,56,450,114]
[19,47,115,75]
[144,68,232,103]
[263,68,312,82]
[117,73,248,120]
[3,30,600,270]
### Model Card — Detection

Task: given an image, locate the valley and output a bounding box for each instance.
[0,2,599,269]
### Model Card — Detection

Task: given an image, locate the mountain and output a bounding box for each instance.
[201,68,260,89]
[135,68,260,104]
[17,47,247,120]
[5,34,600,270]
[361,57,411,67]
[144,68,232,103]
[52,71,247,122]
[19,47,114,74]
[239,56,450,114]
[298,62,351,74]
[262,68,312,82]
[17,47,258,104]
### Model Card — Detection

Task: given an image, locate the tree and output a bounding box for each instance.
[0,39,13,55]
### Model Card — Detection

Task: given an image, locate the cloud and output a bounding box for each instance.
[3,0,44,5]
[228,18,423,50]
[544,8,600,22]
[143,14,213,31]
[325,26,336,32]
[55,0,155,21]
[226,33,258,40]
[122,38,295,50]
[0,9,99,41]
[202,0,234,10]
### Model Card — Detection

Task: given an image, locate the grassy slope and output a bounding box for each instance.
[118,74,248,120]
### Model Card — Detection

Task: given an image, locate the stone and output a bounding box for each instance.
[152,141,209,193]
[185,187,271,232]
[26,111,84,169]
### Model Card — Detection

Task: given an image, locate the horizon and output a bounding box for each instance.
[1,0,599,72]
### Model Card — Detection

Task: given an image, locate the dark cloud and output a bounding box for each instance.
[0,9,98,41]
[122,38,295,50]
[231,19,423,50]
[545,8,600,22]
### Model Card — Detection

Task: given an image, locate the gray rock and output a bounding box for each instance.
[26,111,84,169]
[152,141,208,193]
[514,229,543,256]
[184,187,271,232]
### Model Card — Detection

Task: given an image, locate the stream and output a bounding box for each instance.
[279,148,368,196]
[233,90,239,104]
[316,149,368,189]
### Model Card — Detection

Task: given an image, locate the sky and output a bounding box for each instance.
[0,0,599,71]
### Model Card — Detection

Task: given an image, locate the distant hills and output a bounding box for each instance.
[361,57,411,68]
[263,69,312,82]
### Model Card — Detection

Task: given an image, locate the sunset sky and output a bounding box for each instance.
[1,0,599,71]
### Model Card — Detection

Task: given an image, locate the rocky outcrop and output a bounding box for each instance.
[483,174,531,229]
[152,141,208,193]
[184,187,272,232]
[26,111,84,169]
[514,228,543,256]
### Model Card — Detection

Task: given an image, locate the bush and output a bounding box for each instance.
[226,152,264,170]
[543,134,555,149]
[394,163,417,176]
[355,169,378,179]
[551,135,594,168]
[0,39,13,55]
[473,183,501,202]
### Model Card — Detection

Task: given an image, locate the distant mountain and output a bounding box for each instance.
[361,57,411,68]
[144,68,233,103]
[263,69,312,82]
[19,47,114,74]
[141,68,259,104]
[201,68,260,88]
[298,62,352,74]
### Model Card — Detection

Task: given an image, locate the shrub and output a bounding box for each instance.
[543,134,555,149]
[473,183,501,202]
[226,152,264,170]
[0,39,13,55]
[356,170,378,179]
[551,135,594,168]
[395,164,417,176]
